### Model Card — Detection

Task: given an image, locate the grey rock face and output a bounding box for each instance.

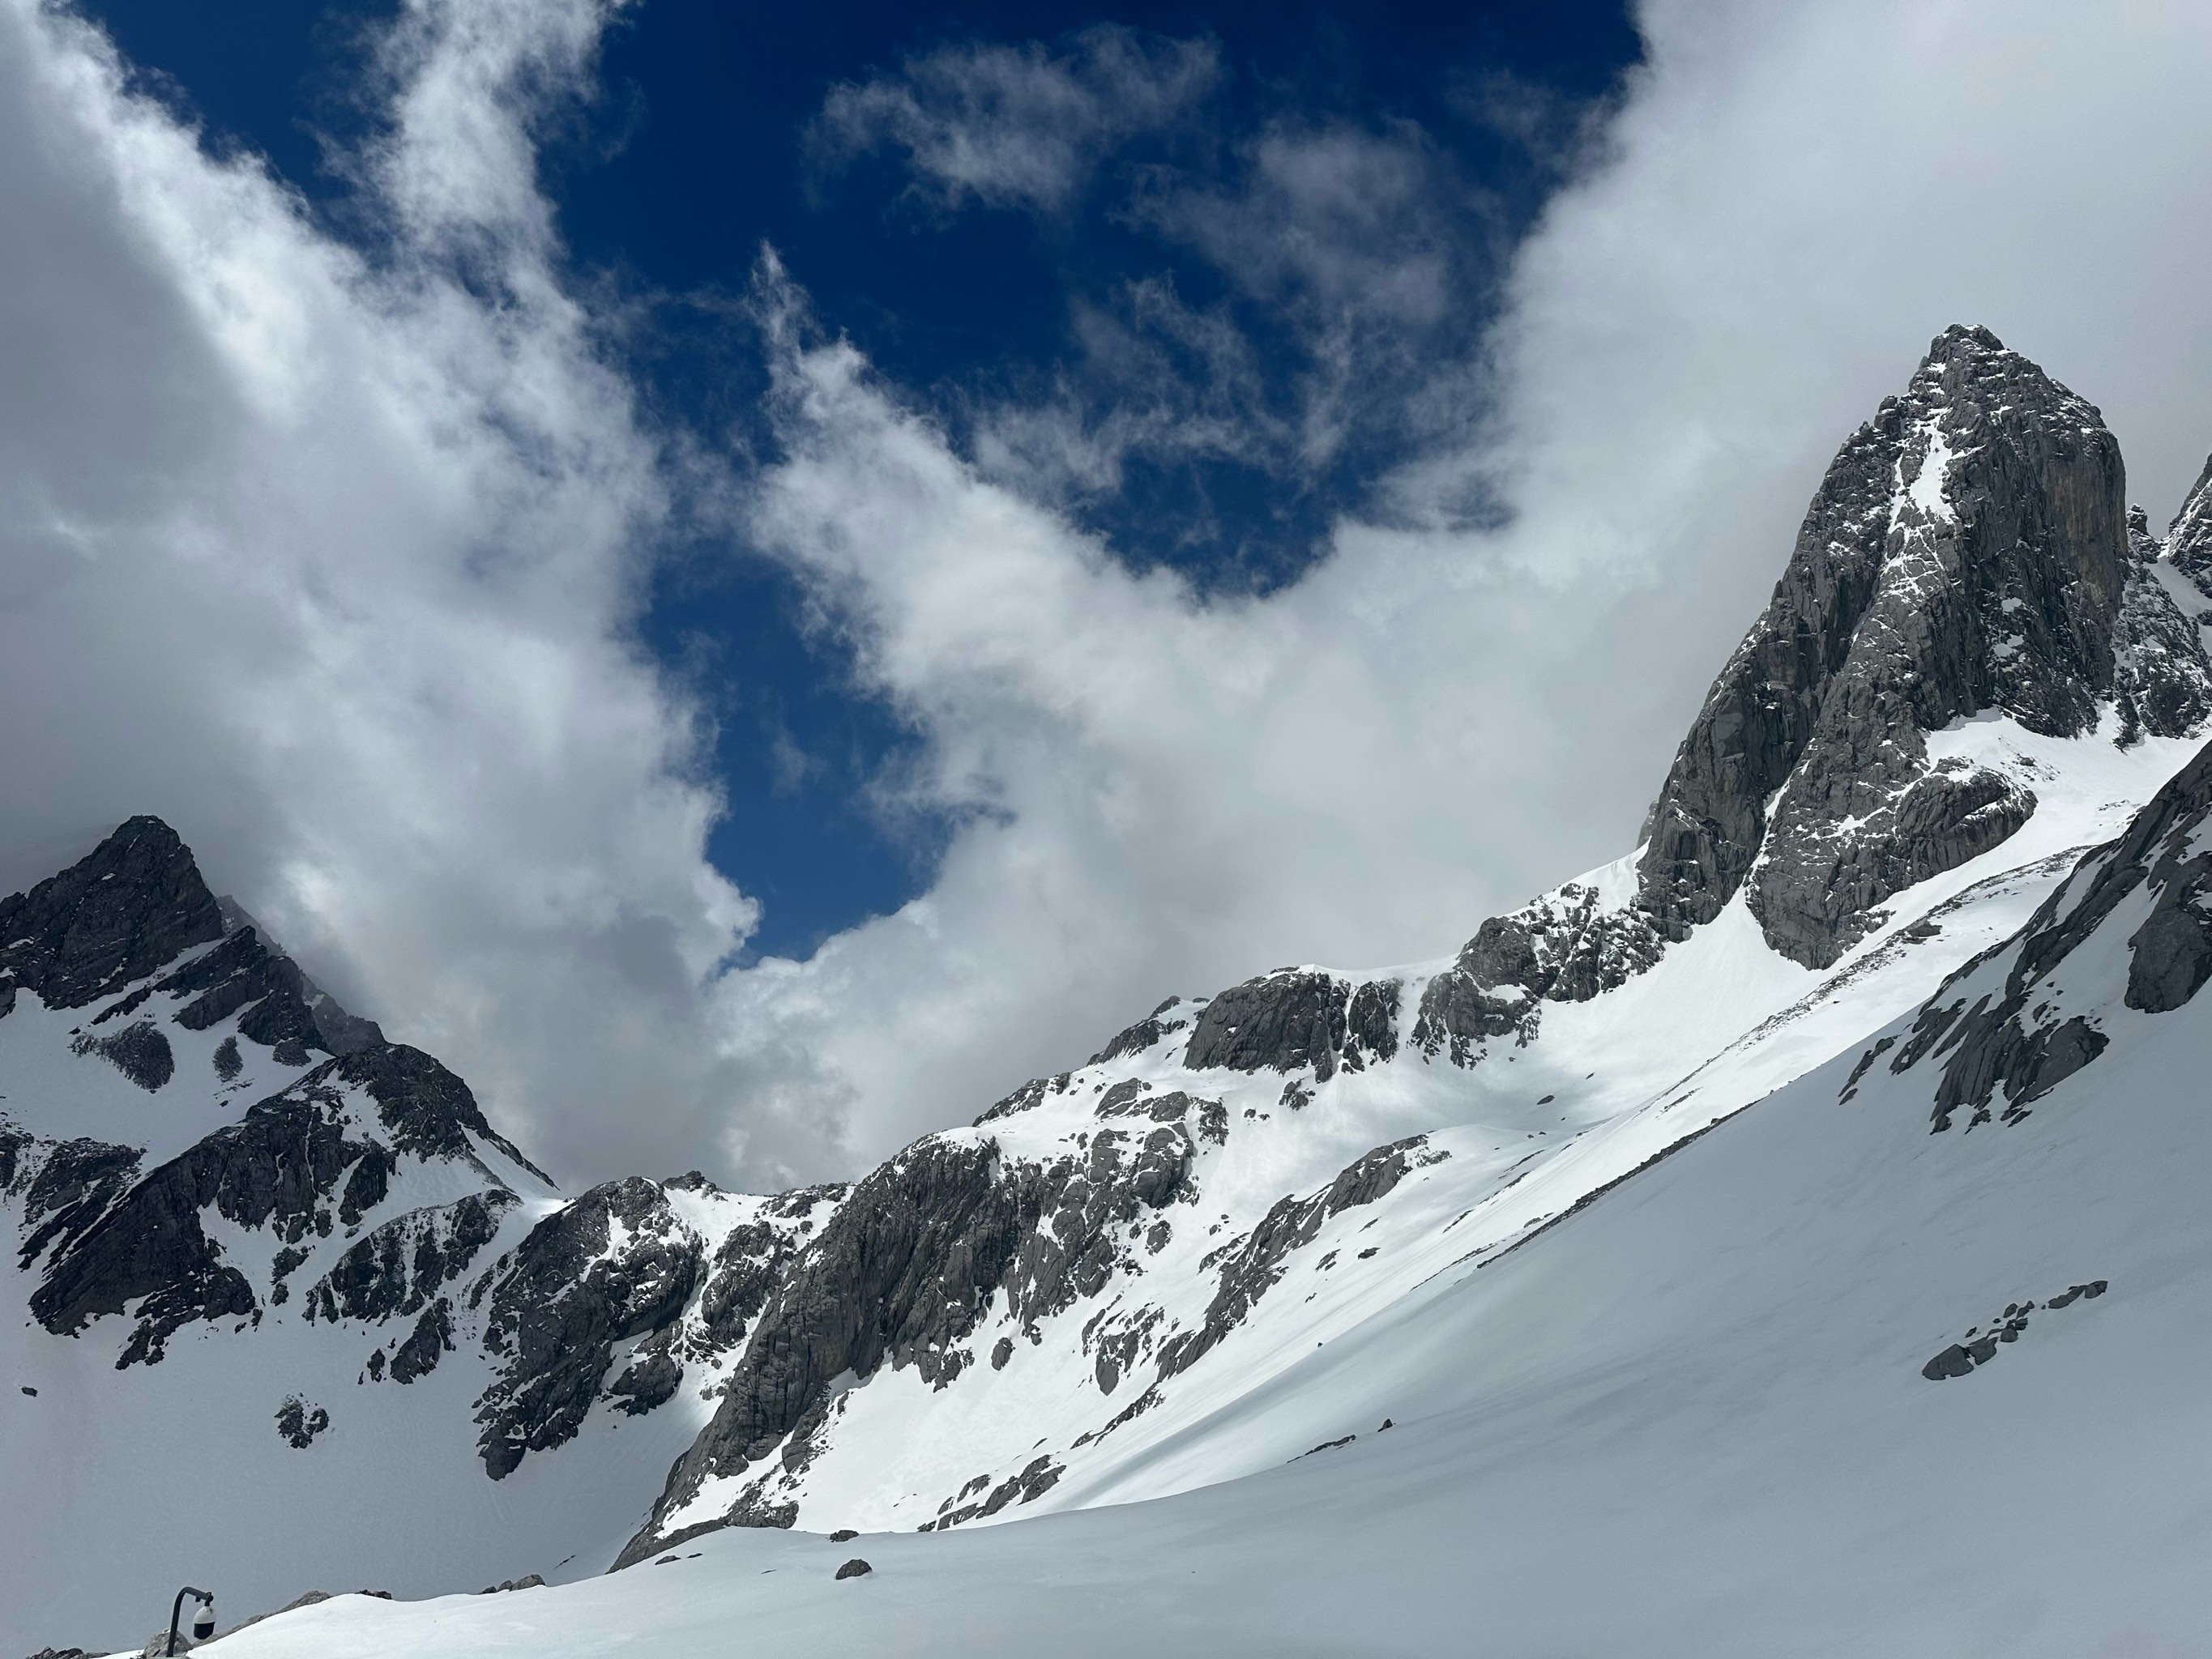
[27,1089,384,1363]
[0,817,224,1010]
[322,1043,544,1180]
[621,1138,1030,1563]
[1638,326,2205,968]
[689,1186,843,1357]
[160,926,341,1068]
[2111,527,2212,744]
[1184,971,1400,1081]
[972,1072,1070,1125]
[14,1137,143,1269]
[1087,997,1190,1065]
[1413,883,1664,1067]
[307,1192,513,1325]
[1885,738,2212,1129]
[0,816,388,1084]
[23,1033,522,1368]
[2164,452,2212,598]
[473,1178,702,1478]
[390,1299,455,1383]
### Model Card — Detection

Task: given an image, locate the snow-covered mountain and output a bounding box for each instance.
[214,707,2212,1659]
[0,821,843,1651]
[12,325,2212,1655]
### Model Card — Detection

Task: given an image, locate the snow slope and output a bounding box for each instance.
[634,717,2198,1546]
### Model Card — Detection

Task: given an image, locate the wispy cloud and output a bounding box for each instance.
[810,25,1219,216]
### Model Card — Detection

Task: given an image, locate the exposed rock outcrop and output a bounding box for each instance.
[1883,739,2212,1129]
[2112,513,2212,741]
[473,1178,702,1478]
[2164,452,2212,599]
[1088,997,1191,1065]
[307,1192,513,1324]
[1638,326,2210,968]
[1156,1136,1437,1381]
[0,817,224,1010]
[621,1138,1031,1561]
[1413,884,1663,1065]
[25,988,534,1367]
[1184,971,1400,1080]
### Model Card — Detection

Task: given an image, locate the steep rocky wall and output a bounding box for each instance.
[1636,326,2209,968]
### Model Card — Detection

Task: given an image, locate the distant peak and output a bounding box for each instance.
[1925,322,2007,361]
[0,815,224,1009]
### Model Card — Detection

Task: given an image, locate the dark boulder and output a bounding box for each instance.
[1921,1344,1975,1380]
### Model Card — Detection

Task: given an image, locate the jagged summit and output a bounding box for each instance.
[1635,323,2211,968]
[0,815,388,1072]
[0,816,225,1011]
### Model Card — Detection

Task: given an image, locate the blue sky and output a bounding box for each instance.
[83,0,1638,960]
[9,0,2212,1188]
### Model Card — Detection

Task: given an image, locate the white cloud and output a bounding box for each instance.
[811,26,1219,216]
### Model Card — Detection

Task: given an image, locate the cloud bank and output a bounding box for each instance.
[0,0,762,1182]
[4,0,2211,1186]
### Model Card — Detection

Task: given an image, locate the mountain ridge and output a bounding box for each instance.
[11,326,2212,1653]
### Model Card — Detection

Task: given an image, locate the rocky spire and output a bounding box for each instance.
[1635,325,2212,969]
[0,817,224,1009]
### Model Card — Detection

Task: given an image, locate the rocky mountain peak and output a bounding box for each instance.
[1634,325,2212,969]
[0,817,224,1010]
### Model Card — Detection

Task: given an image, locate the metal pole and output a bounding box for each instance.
[167,1584,210,1657]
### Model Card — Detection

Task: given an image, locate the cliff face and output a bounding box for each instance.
[1636,325,2209,967]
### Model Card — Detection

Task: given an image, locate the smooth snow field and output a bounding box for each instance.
[202,973,2212,1657]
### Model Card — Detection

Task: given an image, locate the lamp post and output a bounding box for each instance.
[165,1584,216,1655]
